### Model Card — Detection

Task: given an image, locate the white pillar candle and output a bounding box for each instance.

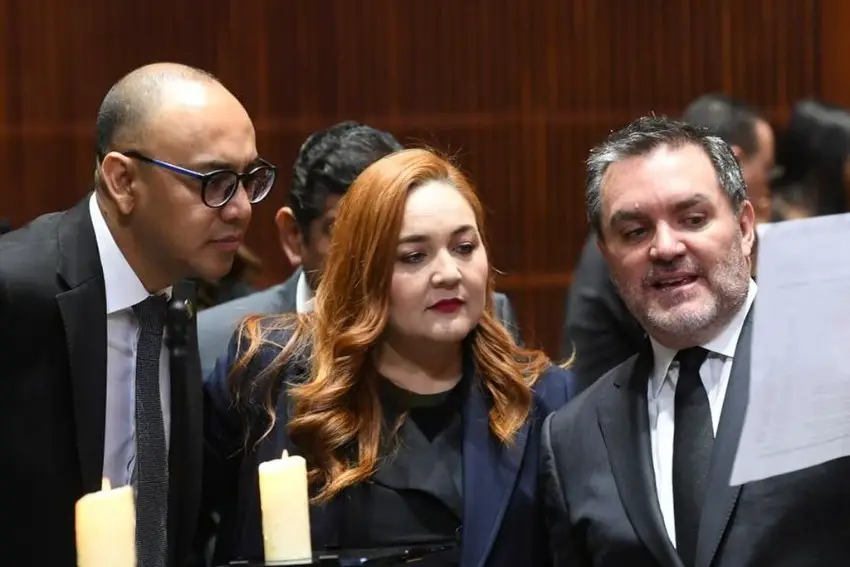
[258,450,313,562]
[75,478,136,567]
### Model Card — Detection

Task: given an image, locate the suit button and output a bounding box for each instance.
[455,525,463,541]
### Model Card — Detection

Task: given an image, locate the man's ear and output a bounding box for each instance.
[737,200,757,258]
[100,152,138,215]
[275,207,304,268]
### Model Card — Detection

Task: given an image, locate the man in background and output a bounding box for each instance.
[562,94,775,393]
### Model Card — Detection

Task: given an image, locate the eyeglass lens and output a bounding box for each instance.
[204,166,276,207]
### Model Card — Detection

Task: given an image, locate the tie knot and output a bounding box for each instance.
[132,294,168,330]
[675,346,708,375]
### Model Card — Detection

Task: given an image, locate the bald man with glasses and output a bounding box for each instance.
[0,62,275,567]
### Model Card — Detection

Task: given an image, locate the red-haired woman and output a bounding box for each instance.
[202,148,577,566]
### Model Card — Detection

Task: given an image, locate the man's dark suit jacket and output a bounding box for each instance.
[562,234,645,393]
[203,325,577,567]
[198,270,523,378]
[0,198,203,566]
[542,310,850,567]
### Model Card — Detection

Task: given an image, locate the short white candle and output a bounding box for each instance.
[75,478,136,567]
[258,450,312,562]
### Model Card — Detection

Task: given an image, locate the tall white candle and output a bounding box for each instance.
[75,478,136,567]
[258,450,313,562]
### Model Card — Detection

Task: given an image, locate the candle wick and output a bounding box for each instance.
[101,477,111,491]
[282,449,288,459]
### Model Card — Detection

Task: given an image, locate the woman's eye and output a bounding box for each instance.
[400,252,425,264]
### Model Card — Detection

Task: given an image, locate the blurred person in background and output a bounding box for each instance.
[562,94,774,394]
[773,99,850,220]
[202,148,576,567]
[680,94,777,224]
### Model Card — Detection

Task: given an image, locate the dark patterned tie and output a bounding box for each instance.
[132,294,169,567]
[672,346,712,567]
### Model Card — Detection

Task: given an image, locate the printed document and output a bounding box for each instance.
[730,214,850,485]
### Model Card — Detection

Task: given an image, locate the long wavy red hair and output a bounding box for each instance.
[231,148,552,503]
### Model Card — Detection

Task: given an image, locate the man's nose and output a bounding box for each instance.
[649,223,686,261]
[220,183,252,225]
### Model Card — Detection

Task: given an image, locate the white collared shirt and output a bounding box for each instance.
[89,194,171,488]
[295,270,315,314]
[647,279,757,547]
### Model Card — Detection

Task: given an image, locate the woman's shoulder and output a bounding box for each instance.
[206,314,311,421]
[531,363,578,413]
[211,314,312,393]
[235,314,309,364]
[254,315,298,350]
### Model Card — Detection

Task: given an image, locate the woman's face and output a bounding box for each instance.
[386,180,489,345]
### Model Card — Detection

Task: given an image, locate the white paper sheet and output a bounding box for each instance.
[730,213,850,485]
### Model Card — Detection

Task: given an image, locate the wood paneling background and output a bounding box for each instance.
[0,0,838,356]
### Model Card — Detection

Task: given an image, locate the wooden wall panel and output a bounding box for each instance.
[0,0,824,356]
[819,0,850,209]
[819,0,850,106]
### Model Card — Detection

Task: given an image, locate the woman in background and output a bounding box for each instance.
[774,99,850,219]
[202,148,576,567]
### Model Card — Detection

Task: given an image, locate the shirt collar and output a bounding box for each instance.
[649,278,757,397]
[89,194,171,314]
[295,270,315,314]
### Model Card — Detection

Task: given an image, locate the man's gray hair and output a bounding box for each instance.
[585,115,748,235]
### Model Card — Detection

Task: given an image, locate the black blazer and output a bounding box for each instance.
[203,325,577,567]
[0,198,203,566]
[541,311,850,567]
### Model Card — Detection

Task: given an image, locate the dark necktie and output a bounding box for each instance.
[672,346,712,567]
[132,294,169,567]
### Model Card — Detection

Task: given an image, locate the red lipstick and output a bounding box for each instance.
[430,298,464,313]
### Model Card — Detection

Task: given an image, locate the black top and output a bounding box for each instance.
[331,374,467,561]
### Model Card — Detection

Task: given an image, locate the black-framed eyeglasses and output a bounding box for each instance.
[122,150,277,208]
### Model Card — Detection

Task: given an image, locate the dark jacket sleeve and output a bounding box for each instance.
[534,365,578,417]
[540,411,591,567]
[193,329,250,565]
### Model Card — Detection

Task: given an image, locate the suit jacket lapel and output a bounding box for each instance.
[371,411,464,520]
[460,371,530,567]
[55,198,108,494]
[598,346,682,567]
[695,313,753,567]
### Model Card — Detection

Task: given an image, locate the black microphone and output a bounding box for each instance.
[167,296,191,359]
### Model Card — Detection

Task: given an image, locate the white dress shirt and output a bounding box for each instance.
[647,279,757,547]
[89,194,171,488]
[295,270,315,313]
